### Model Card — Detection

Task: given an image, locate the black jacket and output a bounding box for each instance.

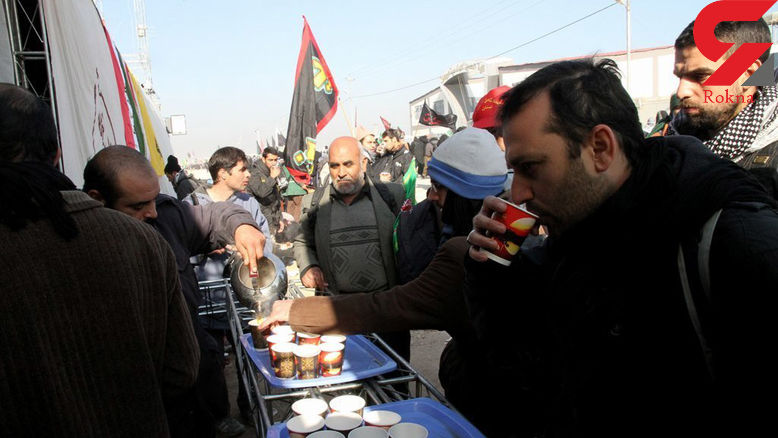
[370,147,413,183]
[464,135,778,437]
[394,199,441,285]
[247,160,282,233]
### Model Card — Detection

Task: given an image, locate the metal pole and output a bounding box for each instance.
[626,0,631,95]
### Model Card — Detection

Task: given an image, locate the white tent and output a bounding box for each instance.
[2,0,174,193]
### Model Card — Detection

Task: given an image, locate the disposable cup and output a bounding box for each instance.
[294,344,321,380]
[387,423,428,438]
[320,335,347,344]
[272,324,296,341]
[287,414,325,438]
[324,412,363,434]
[298,332,322,345]
[248,318,268,348]
[319,342,345,377]
[267,333,295,361]
[348,426,388,438]
[292,398,329,418]
[478,199,537,266]
[271,342,296,379]
[308,431,345,438]
[329,395,366,416]
[363,410,401,430]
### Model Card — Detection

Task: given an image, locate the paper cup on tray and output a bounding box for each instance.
[348,426,388,438]
[479,199,537,266]
[309,431,345,438]
[324,412,363,435]
[387,423,428,438]
[248,318,268,348]
[287,414,325,438]
[320,334,347,344]
[298,332,322,345]
[329,395,366,416]
[363,410,401,430]
[319,342,345,377]
[271,342,296,379]
[292,398,329,418]
[294,344,321,380]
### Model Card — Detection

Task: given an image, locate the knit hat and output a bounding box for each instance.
[472,85,511,129]
[426,127,507,199]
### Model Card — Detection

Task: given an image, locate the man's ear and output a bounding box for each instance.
[744,58,763,78]
[87,189,105,204]
[361,156,368,171]
[587,124,619,173]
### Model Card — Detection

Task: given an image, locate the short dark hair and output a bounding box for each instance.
[83,145,155,207]
[164,155,181,174]
[499,58,644,166]
[262,147,280,158]
[0,83,59,164]
[381,128,402,141]
[208,146,247,181]
[675,19,772,64]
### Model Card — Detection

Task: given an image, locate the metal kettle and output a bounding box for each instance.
[228,251,287,316]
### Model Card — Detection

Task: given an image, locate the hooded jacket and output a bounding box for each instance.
[464,135,778,437]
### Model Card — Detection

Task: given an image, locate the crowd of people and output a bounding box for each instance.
[2,17,778,438]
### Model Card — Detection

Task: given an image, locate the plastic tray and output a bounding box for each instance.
[266,397,485,438]
[240,334,397,388]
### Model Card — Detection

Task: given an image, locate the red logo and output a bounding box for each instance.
[693,1,776,86]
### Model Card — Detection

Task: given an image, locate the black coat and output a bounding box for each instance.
[247,160,283,233]
[464,136,778,437]
[370,148,414,183]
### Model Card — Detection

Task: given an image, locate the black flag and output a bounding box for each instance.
[284,16,338,176]
[418,102,457,129]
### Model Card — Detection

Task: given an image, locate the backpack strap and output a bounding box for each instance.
[677,208,722,380]
[189,192,199,206]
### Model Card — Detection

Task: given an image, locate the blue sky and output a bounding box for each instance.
[99,0,776,160]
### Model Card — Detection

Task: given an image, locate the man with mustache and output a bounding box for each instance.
[293,136,409,358]
[671,18,778,196]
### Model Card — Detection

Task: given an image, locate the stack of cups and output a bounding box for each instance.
[319,334,347,377]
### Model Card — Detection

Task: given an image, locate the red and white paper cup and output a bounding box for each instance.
[479,199,537,266]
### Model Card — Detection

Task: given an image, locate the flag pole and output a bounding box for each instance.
[339,97,355,137]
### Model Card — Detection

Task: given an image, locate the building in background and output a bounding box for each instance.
[411,45,691,137]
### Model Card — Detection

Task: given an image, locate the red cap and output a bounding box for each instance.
[472,85,511,129]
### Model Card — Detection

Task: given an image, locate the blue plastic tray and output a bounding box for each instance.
[266,397,485,438]
[240,334,397,388]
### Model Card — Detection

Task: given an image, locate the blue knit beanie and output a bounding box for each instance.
[426,127,507,199]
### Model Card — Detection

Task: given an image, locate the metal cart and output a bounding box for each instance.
[222,282,455,437]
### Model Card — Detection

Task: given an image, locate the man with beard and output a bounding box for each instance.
[671,18,778,196]
[293,136,409,357]
[466,59,778,437]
